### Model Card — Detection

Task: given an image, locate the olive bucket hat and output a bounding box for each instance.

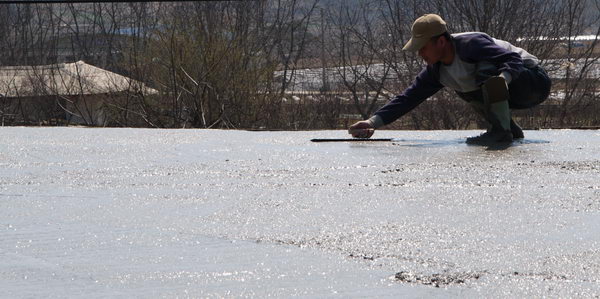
[402,14,448,52]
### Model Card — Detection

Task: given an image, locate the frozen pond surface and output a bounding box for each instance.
[1,127,600,298]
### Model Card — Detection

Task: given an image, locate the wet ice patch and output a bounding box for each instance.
[391,138,465,148]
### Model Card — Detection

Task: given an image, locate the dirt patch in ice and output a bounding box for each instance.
[393,269,572,288]
[540,161,600,172]
[394,271,482,287]
[509,271,568,281]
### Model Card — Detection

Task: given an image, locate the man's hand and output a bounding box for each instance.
[348,120,375,138]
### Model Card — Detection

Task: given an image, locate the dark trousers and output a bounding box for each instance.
[456,65,552,109]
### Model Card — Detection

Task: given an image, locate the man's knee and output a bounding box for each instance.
[483,76,510,104]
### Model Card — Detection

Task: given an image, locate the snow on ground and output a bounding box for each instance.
[1,127,600,298]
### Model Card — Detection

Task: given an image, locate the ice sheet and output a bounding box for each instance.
[1,128,599,297]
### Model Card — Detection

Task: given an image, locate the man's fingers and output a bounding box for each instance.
[348,120,375,138]
[349,128,365,136]
[349,128,374,138]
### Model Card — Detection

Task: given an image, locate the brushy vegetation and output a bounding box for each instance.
[1,0,600,129]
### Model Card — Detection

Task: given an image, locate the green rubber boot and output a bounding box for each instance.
[466,76,513,145]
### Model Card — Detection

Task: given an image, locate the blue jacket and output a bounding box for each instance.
[374,32,528,126]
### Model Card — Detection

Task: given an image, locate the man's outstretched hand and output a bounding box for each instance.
[348,120,375,138]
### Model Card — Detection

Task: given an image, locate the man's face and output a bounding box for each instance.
[418,37,444,65]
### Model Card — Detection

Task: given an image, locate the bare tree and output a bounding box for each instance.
[124,1,306,129]
[324,0,392,121]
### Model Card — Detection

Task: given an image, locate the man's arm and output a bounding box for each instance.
[349,66,443,138]
[373,66,444,126]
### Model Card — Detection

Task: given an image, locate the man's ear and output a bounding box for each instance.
[438,36,447,47]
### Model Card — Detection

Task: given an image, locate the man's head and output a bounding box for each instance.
[403,14,452,65]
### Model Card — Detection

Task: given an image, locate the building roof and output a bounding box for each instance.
[517,35,600,42]
[0,60,157,98]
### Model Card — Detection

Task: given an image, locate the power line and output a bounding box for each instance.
[1,0,198,3]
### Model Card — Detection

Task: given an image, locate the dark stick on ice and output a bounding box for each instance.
[311,138,393,142]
